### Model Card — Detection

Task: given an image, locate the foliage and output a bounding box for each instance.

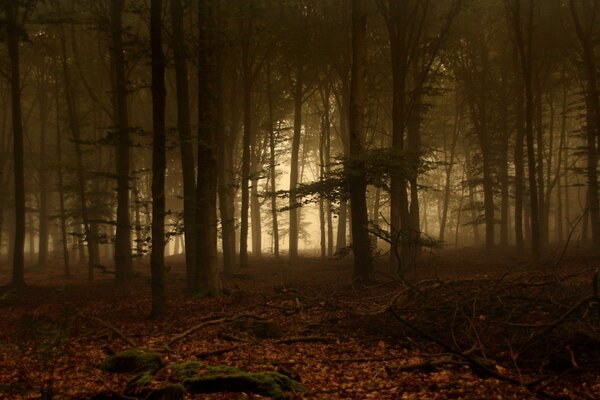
[275,148,431,209]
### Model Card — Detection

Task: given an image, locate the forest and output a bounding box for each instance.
[1,0,600,398]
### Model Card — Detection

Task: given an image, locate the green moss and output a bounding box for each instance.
[170,361,205,379]
[206,364,242,374]
[184,370,306,400]
[128,371,153,388]
[100,349,164,373]
[145,383,185,400]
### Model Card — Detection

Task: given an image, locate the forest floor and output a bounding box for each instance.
[0,247,600,399]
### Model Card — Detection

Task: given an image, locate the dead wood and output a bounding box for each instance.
[79,312,136,347]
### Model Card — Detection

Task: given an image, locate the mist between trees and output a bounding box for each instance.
[1,0,599,316]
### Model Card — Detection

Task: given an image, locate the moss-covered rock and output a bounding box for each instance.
[170,361,205,380]
[100,349,164,373]
[184,370,306,399]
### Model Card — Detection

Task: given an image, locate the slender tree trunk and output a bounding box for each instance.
[55,78,70,276]
[195,0,223,295]
[535,79,547,247]
[439,105,460,242]
[150,0,167,317]
[37,75,49,269]
[170,0,197,288]
[250,134,262,257]
[289,63,303,263]
[218,115,236,276]
[240,33,252,269]
[266,69,280,259]
[6,2,26,287]
[514,69,525,251]
[110,0,133,282]
[349,0,372,280]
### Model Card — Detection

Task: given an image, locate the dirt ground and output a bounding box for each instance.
[0,247,599,399]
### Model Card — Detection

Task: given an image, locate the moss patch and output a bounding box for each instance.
[100,349,163,373]
[170,361,205,379]
[127,371,154,388]
[184,370,306,399]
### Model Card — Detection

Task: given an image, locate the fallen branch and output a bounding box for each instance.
[167,313,266,348]
[79,313,135,347]
[276,336,336,344]
[387,357,465,373]
[195,345,239,359]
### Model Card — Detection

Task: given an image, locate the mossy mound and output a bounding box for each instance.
[170,361,205,380]
[100,349,164,373]
[184,370,306,399]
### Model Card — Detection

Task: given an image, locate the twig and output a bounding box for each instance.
[78,313,136,347]
[276,336,337,344]
[166,313,266,347]
[195,345,239,359]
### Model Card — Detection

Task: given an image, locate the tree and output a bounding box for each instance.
[110,0,133,282]
[506,0,541,257]
[4,1,27,287]
[569,0,600,249]
[170,0,197,289]
[348,0,373,280]
[150,0,167,317]
[195,0,222,295]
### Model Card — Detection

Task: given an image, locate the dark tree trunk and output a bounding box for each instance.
[55,83,70,277]
[110,0,133,282]
[240,30,252,269]
[195,0,223,295]
[439,105,460,242]
[6,2,26,287]
[514,63,525,251]
[266,68,280,259]
[218,110,236,277]
[37,74,49,269]
[570,0,600,248]
[289,63,303,263]
[150,0,167,317]
[170,0,197,289]
[349,0,372,281]
[250,132,262,258]
[59,23,97,281]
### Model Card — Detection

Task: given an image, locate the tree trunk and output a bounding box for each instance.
[239,31,252,269]
[195,0,223,295]
[150,0,167,317]
[266,68,280,259]
[250,132,262,258]
[170,0,197,289]
[349,0,372,281]
[110,0,133,282]
[54,77,70,277]
[6,2,26,287]
[439,104,460,242]
[570,0,600,247]
[218,112,236,276]
[37,74,49,269]
[289,62,303,263]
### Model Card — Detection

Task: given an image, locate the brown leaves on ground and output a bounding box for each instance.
[0,250,599,399]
